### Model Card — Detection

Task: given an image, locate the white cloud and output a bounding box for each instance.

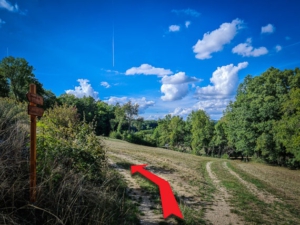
[101,81,110,88]
[169,25,180,32]
[125,64,173,77]
[232,38,268,57]
[161,83,189,101]
[105,96,155,114]
[193,18,243,59]
[275,45,282,52]
[170,98,231,120]
[160,72,200,101]
[171,107,193,117]
[185,21,191,28]
[161,72,200,84]
[0,18,5,27]
[171,8,200,17]
[0,0,18,12]
[65,79,99,100]
[195,62,248,98]
[261,24,275,34]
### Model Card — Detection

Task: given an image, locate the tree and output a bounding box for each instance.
[168,116,185,149]
[188,110,214,155]
[123,101,139,131]
[274,88,300,166]
[0,68,9,97]
[0,57,44,101]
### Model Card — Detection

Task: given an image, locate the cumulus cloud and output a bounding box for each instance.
[232,38,268,57]
[161,72,200,84]
[161,83,189,101]
[101,81,110,88]
[0,0,18,12]
[193,18,243,59]
[160,72,201,101]
[169,25,180,32]
[195,62,248,99]
[185,21,191,28]
[171,107,193,117]
[105,97,155,113]
[275,45,282,52]
[171,8,200,17]
[125,64,172,77]
[65,79,99,100]
[170,98,231,120]
[261,24,275,34]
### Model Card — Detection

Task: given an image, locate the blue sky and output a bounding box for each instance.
[1,0,300,120]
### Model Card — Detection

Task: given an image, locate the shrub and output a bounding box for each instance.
[0,102,139,224]
[109,131,122,139]
[221,153,230,159]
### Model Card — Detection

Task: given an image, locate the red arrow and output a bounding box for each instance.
[131,164,183,219]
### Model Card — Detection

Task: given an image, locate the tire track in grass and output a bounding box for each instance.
[108,151,205,224]
[223,161,279,204]
[205,161,243,225]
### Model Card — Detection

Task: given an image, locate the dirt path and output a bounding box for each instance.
[205,162,243,225]
[108,157,167,225]
[105,139,244,224]
[103,139,300,224]
[223,161,278,204]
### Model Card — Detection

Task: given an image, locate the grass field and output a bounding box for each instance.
[103,137,300,225]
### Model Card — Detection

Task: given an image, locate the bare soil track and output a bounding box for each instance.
[103,138,300,225]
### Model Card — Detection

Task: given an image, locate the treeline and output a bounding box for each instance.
[1,56,300,168]
[0,56,157,137]
[0,56,140,224]
[151,67,300,169]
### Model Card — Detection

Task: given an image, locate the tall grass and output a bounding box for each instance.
[0,99,139,225]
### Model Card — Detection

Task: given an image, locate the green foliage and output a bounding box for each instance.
[189,110,214,155]
[37,104,106,183]
[58,94,115,136]
[0,98,139,224]
[109,130,122,139]
[221,153,230,159]
[0,97,29,154]
[123,131,156,146]
[224,67,300,167]
[274,88,300,167]
[0,56,45,101]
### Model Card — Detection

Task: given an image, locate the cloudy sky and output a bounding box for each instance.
[1,0,300,120]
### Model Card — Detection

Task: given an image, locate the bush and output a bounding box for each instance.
[221,153,230,159]
[109,131,122,139]
[286,158,300,170]
[0,102,139,224]
[123,132,156,147]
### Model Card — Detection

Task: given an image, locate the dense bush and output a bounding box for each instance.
[0,101,139,225]
[121,131,156,147]
[109,130,122,139]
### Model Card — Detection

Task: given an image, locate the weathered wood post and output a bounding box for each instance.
[26,84,44,203]
[29,84,36,202]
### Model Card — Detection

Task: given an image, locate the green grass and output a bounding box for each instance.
[228,162,300,223]
[211,161,298,225]
[109,154,207,224]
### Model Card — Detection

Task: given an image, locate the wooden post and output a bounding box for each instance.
[29,84,37,203]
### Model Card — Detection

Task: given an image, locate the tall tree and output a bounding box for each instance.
[123,101,139,131]
[188,110,214,155]
[0,57,44,101]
